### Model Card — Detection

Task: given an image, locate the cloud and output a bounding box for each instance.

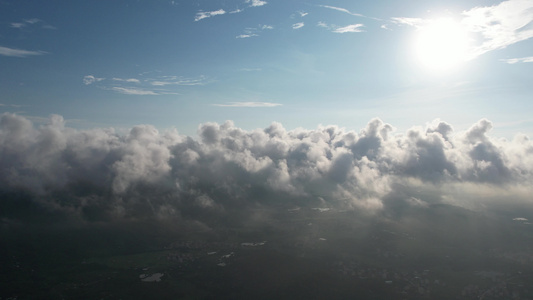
[24,18,40,24]
[113,78,141,84]
[0,46,47,57]
[84,74,205,94]
[500,56,533,64]
[391,0,533,60]
[333,24,365,33]
[236,25,273,39]
[236,34,258,39]
[110,87,159,95]
[83,75,105,85]
[317,21,330,28]
[10,22,26,29]
[462,0,533,57]
[213,102,282,107]
[317,22,364,33]
[9,18,56,30]
[318,5,364,17]
[390,17,425,27]
[246,0,267,7]
[195,9,226,21]
[1,114,533,226]
[0,103,25,108]
[149,76,207,86]
[292,22,305,30]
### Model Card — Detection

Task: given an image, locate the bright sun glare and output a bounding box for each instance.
[414,18,470,72]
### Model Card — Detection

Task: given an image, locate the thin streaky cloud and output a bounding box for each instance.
[42,25,57,30]
[0,46,47,57]
[500,56,533,64]
[112,78,141,83]
[149,76,207,86]
[318,5,364,17]
[23,18,40,24]
[10,22,26,29]
[194,9,226,21]
[0,103,26,108]
[333,24,365,33]
[236,25,273,39]
[213,102,282,107]
[110,87,159,95]
[292,22,304,29]
[236,34,258,39]
[390,17,425,27]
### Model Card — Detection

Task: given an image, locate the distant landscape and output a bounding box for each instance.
[2,202,532,299]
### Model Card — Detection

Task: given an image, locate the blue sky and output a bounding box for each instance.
[1,0,532,137]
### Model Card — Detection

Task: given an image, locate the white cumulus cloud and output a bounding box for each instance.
[1,114,533,224]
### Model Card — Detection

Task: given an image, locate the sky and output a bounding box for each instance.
[1,0,533,226]
[1,0,532,138]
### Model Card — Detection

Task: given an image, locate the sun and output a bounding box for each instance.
[414,18,470,72]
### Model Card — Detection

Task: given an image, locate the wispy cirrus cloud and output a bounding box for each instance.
[246,0,267,7]
[317,22,364,33]
[333,24,365,33]
[500,56,533,64]
[9,18,56,30]
[83,75,105,85]
[113,77,141,84]
[390,17,425,27]
[0,103,26,108]
[292,22,305,30]
[213,102,282,107]
[236,33,258,39]
[195,9,226,21]
[149,75,208,86]
[10,22,26,29]
[236,24,273,39]
[318,5,364,17]
[83,73,206,95]
[110,87,160,96]
[0,46,47,57]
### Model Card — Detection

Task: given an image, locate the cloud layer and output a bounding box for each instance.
[0,46,47,58]
[1,114,532,225]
